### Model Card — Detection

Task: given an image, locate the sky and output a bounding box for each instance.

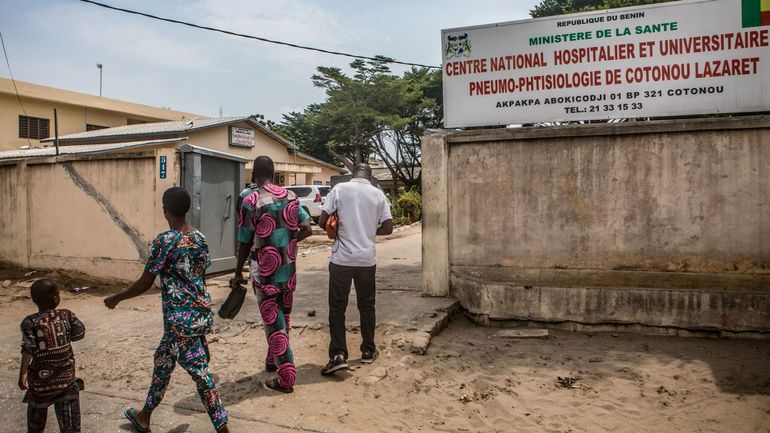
[0,0,542,122]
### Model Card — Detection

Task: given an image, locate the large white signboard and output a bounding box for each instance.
[441,0,770,127]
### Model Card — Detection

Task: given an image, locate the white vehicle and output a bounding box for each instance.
[286,185,330,224]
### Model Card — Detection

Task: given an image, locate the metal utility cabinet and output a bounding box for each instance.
[179,144,247,274]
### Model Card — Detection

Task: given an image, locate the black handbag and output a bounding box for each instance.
[218,280,247,319]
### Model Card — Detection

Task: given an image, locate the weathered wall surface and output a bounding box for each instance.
[451,277,770,332]
[449,123,769,274]
[423,116,770,332]
[422,133,450,296]
[0,163,27,267]
[0,149,177,282]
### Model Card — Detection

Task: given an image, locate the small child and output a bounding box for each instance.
[19,279,86,433]
[104,186,230,433]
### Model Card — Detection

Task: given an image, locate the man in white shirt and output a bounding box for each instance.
[318,164,393,375]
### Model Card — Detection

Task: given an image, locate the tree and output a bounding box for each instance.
[256,107,337,164]
[368,67,442,189]
[530,0,675,17]
[278,57,442,189]
[530,0,567,18]
[249,113,279,130]
[603,0,677,8]
[310,56,395,168]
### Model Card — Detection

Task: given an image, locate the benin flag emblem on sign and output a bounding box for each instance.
[743,0,770,27]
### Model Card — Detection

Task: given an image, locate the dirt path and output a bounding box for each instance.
[0,226,768,433]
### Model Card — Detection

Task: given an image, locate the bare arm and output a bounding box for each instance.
[69,312,86,342]
[104,270,156,309]
[377,219,393,236]
[232,242,251,285]
[18,350,32,390]
[319,211,330,230]
[298,222,312,241]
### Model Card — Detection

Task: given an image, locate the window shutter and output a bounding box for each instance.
[18,116,50,139]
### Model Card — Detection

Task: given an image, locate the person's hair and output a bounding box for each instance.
[352,163,372,179]
[252,156,275,181]
[162,187,191,216]
[30,279,59,310]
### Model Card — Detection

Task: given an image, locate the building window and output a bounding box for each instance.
[18,115,50,140]
[86,124,108,131]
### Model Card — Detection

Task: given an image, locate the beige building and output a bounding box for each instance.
[0,117,343,280]
[0,85,344,281]
[40,117,344,186]
[0,77,201,151]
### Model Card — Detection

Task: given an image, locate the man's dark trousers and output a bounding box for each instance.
[328,262,376,359]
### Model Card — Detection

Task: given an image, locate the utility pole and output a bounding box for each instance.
[96,63,103,96]
[54,109,60,156]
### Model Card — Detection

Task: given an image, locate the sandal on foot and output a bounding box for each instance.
[124,407,151,433]
[263,378,293,393]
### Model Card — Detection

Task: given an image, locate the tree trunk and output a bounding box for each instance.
[354,142,363,164]
[329,148,355,172]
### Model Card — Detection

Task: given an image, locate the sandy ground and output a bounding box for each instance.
[0,228,769,433]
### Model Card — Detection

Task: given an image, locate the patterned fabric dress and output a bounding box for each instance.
[238,183,310,388]
[21,309,85,433]
[142,229,228,430]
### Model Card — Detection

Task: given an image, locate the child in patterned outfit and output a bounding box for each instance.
[19,279,85,433]
[104,187,230,433]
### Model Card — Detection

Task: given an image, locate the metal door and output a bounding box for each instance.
[180,145,246,274]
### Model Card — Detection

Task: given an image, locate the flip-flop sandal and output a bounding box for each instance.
[124,407,151,433]
[263,378,293,393]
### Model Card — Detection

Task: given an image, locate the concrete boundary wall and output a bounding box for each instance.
[422,116,770,333]
[0,150,177,282]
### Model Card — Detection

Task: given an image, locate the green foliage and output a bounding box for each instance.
[530,0,677,17]
[603,0,676,7]
[309,56,395,165]
[389,187,422,226]
[530,0,566,18]
[276,57,442,188]
[274,106,337,163]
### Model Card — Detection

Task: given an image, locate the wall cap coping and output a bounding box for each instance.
[437,115,770,144]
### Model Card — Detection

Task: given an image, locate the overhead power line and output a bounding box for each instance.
[0,32,28,117]
[1,32,32,147]
[80,0,441,70]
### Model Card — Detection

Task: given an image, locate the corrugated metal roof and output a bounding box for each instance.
[41,117,243,142]
[178,144,248,163]
[0,138,186,160]
[33,116,343,174]
[371,166,421,182]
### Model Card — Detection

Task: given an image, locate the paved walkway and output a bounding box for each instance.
[209,224,455,330]
[0,225,457,433]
